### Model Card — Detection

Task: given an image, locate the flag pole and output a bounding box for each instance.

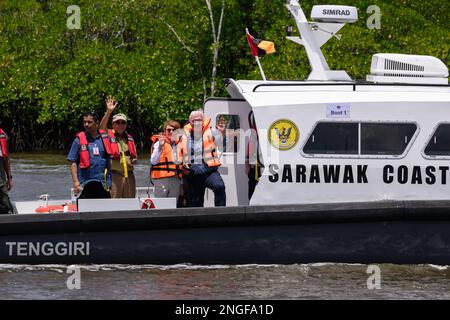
[255,56,267,81]
[246,28,268,82]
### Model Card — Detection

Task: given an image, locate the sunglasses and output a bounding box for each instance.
[166,128,174,132]
[114,121,127,125]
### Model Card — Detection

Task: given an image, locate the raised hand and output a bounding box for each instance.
[105,96,118,111]
[158,134,166,147]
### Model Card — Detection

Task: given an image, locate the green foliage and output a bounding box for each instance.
[0,0,448,151]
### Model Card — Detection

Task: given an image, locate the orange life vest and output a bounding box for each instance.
[107,129,137,160]
[0,128,8,157]
[150,134,181,179]
[76,130,112,169]
[180,118,221,168]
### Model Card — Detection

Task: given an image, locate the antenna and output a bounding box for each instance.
[285,0,358,81]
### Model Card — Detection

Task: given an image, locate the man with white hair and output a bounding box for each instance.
[179,109,226,207]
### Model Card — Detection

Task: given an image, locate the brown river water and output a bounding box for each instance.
[1,153,449,300]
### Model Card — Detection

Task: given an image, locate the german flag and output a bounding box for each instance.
[246,28,275,58]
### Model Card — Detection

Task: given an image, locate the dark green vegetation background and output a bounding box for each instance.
[0,0,448,151]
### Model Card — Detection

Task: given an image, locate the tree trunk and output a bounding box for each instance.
[206,0,225,97]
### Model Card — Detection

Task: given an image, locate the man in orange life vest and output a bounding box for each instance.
[67,111,112,200]
[150,120,182,200]
[179,110,226,207]
[100,96,138,198]
[0,127,14,214]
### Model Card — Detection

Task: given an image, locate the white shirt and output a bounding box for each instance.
[151,141,179,165]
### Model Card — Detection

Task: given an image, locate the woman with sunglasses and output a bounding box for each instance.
[99,96,138,198]
[150,120,182,202]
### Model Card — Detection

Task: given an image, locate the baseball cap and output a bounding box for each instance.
[112,113,128,123]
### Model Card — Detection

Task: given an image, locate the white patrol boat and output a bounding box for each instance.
[1,0,449,265]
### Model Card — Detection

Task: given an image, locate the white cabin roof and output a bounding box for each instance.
[225,78,450,108]
[227,78,449,93]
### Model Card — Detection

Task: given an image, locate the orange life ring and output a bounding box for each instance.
[35,204,78,213]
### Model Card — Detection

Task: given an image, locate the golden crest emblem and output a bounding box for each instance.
[268,119,299,150]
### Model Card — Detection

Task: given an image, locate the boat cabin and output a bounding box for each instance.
[203,0,450,207]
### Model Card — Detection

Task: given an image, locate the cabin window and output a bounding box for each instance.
[424,124,450,156]
[303,121,417,157]
[216,114,240,153]
[303,122,358,154]
[361,123,417,155]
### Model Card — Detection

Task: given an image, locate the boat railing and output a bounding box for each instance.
[252,82,450,92]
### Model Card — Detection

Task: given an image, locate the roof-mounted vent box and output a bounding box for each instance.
[366,54,449,85]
